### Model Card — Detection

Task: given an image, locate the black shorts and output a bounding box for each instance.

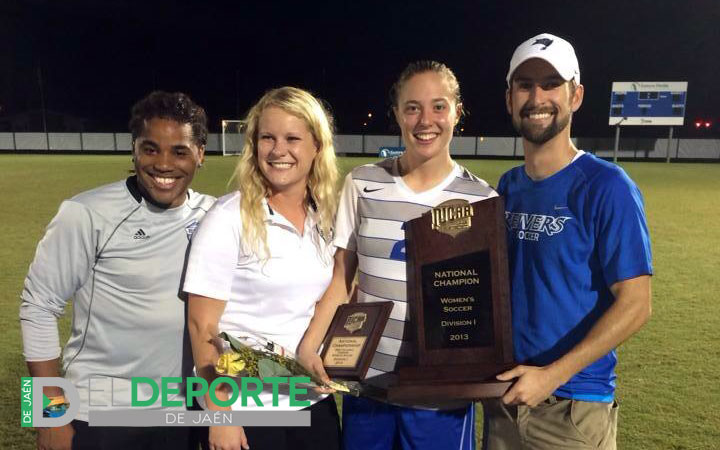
[196,395,341,450]
[71,420,199,450]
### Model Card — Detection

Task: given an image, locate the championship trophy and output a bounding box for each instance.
[387,196,515,401]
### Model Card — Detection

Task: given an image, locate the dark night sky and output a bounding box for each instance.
[2,0,719,137]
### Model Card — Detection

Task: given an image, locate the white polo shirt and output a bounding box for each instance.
[184,191,334,410]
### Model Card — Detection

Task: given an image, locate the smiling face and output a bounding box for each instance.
[133,117,204,208]
[256,106,318,196]
[394,71,461,163]
[506,58,583,145]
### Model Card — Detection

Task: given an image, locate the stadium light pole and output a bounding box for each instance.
[235,69,241,118]
[613,117,628,163]
[221,120,226,156]
[37,67,50,151]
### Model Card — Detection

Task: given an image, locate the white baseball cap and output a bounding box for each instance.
[506,33,580,86]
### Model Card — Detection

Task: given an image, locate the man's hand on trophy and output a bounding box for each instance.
[496,364,564,407]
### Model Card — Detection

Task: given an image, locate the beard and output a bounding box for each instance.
[513,107,571,145]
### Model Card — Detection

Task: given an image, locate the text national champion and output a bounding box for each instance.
[433,269,481,287]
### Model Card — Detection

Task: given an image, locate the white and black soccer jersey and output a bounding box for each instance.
[19,177,215,421]
[334,157,497,389]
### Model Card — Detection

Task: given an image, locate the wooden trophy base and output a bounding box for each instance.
[387,363,515,402]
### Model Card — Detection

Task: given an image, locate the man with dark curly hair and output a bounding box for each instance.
[20,91,215,449]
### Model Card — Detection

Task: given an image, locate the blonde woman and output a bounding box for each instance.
[184,87,340,450]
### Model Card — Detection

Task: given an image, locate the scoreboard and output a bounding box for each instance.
[609,81,688,126]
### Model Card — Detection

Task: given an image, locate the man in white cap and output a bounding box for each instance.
[482,33,653,449]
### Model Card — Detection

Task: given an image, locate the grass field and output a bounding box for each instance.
[1,155,719,449]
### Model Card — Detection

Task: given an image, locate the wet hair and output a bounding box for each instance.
[389,60,464,115]
[129,91,208,146]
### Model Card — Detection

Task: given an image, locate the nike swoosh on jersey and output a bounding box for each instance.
[363,187,383,193]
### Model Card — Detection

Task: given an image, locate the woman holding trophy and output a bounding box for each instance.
[298,61,498,450]
[184,86,341,450]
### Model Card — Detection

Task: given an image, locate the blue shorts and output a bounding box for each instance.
[342,395,475,450]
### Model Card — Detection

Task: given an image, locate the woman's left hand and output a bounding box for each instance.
[297,344,336,394]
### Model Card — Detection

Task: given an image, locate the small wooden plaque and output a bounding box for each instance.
[320,301,393,380]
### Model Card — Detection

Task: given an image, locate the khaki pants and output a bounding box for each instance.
[480,396,618,450]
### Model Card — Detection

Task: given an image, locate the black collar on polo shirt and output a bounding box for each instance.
[126,176,142,203]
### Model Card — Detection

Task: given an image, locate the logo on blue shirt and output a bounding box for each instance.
[504,211,572,242]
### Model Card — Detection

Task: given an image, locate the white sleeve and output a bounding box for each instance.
[333,172,360,251]
[183,200,243,301]
[20,201,95,361]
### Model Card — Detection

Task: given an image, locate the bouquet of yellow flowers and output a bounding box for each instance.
[214,331,360,396]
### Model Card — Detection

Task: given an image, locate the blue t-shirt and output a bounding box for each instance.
[497,152,652,402]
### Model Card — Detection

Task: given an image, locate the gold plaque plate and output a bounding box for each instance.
[431,199,473,237]
[323,336,367,368]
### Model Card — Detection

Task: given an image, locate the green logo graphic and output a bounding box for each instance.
[20,377,79,428]
[21,378,32,427]
[21,376,312,428]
